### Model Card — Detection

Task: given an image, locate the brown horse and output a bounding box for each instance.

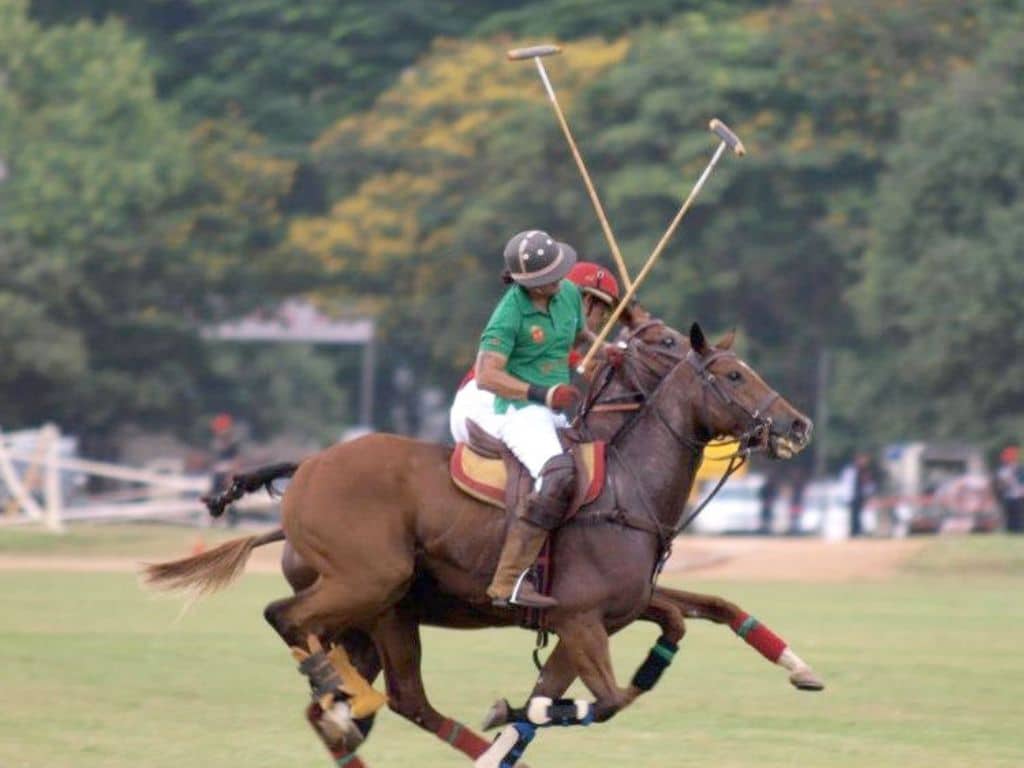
[145,320,812,767]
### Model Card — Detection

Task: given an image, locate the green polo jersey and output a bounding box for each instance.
[479,281,585,414]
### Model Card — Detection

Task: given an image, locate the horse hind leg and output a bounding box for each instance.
[264,579,390,759]
[655,586,825,691]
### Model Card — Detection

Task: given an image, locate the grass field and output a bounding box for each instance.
[1,528,1022,768]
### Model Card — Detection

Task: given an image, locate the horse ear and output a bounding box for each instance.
[715,328,736,350]
[690,322,708,355]
[622,302,650,329]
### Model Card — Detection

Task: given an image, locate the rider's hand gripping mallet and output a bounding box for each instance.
[507,44,633,291]
[576,118,746,374]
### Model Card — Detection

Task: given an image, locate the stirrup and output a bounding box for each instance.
[495,569,558,609]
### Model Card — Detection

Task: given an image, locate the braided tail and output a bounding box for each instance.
[202,461,300,518]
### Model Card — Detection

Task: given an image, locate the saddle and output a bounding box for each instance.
[449,420,606,518]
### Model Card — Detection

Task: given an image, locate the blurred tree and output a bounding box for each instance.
[0,1,334,445]
[835,18,1024,454]
[292,36,630,387]
[571,1,988,454]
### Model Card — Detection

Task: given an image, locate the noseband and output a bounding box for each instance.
[684,348,779,454]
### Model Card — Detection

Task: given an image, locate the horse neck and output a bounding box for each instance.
[610,362,706,532]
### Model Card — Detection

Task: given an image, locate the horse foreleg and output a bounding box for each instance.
[481,639,580,731]
[653,586,824,690]
[553,615,636,723]
[371,607,497,764]
[264,580,391,763]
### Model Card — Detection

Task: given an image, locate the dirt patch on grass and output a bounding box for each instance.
[666,535,926,581]
[0,535,923,582]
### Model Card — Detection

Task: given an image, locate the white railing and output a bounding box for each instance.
[0,424,275,531]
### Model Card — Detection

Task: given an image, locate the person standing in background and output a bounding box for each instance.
[995,445,1024,533]
[841,452,877,538]
[758,474,779,535]
[209,413,242,527]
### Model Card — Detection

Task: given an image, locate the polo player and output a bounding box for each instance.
[460,230,620,609]
[449,259,621,444]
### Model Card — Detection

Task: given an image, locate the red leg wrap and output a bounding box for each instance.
[730,612,787,662]
[305,703,369,768]
[436,718,491,759]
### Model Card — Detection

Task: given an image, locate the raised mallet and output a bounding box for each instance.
[508,44,633,291]
[576,118,746,374]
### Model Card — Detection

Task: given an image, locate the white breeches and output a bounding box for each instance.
[449,381,567,483]
[450,379,501,443]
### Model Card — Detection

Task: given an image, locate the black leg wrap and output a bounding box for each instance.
[299,650,344,699]
[631,635,678,692]
[548,699,594,726]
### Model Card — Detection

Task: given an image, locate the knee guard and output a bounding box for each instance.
[521,454,576,530]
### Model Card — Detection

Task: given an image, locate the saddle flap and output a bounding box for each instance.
[450,443,506,507]
[465,419,504,459]
[450,440,606,513]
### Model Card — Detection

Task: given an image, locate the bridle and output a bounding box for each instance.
[581,320,779,453]
[576,319,783,538]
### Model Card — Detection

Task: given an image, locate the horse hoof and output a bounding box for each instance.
[482,698,510,731]
[790,668,825,691]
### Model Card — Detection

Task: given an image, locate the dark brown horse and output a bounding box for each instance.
[145,320,812,767]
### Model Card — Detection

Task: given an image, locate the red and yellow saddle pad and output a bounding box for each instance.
[450,442,606,509]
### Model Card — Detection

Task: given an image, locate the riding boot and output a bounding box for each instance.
[487,517,557,608]
[487,453,576,609]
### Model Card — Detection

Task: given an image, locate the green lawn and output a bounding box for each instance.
[1,532,1022,768]
[0,523,246,558]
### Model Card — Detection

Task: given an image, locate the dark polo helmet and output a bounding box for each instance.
[503,230,577,288]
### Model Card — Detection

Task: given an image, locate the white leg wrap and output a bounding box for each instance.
[526,696,553,725]
[777,648,807,673]
[474,724,522,768]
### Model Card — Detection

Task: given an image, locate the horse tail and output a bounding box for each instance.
[142,527,286,596]
[203,461,300,518]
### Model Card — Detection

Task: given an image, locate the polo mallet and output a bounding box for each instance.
[508,44,633,291]
[576,118,746,374]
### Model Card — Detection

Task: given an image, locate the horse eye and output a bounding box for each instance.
[726,370,743,382]
[661,337,676,347]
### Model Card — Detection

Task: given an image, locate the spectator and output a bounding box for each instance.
[841,452,877,538]
[758,474,779,535]
[995,445,1024,533]
[787,469,808,535]
[209,413,242,527]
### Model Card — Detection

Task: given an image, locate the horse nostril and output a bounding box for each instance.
[791,418,811,440]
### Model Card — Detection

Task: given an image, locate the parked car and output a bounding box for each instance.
[687,474,790,534]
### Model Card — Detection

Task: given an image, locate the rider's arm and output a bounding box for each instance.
[475,351,530,400]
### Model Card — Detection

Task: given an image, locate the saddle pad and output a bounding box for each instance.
[450,442,606,509]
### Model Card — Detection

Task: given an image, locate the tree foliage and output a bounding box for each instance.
[836,17,1024,454]
[5,0,1024,458]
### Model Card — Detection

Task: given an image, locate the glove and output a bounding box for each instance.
[602,343,625,368]
[528,383,581,412]
[546,384,581,411]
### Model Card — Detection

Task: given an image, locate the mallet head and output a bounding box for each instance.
[507,44,562,61]
[709,118,746,157]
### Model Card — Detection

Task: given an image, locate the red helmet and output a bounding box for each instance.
[1001,445,1019,463]
[566,262,620,307]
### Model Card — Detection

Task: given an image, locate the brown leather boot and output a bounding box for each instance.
[486,517,558,609]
